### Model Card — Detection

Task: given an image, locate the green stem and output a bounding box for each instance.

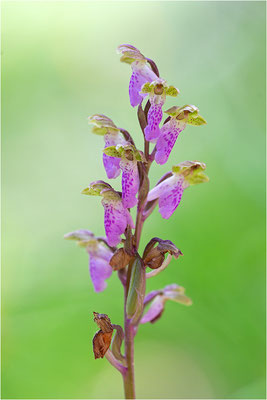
[123,289,136,399]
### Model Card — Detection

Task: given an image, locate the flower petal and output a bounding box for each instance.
[155,120,186,165]
[89,254,113,292]
[140,296,165,324]
[158,179,184,219]
[129,61,157,107]
[121,159,139,208]
[147,175,177,202]
[103,154,121,179]
[103,133,125,179]
[144,98,164,142]
[102,199,130,246]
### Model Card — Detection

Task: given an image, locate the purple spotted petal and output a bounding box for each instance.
[89,253,113,292]
[129,62,157,107]
[144,98,164,142]
[147,175,184,219]
[103,154,121,179]
[102,199,134,246]
[140,296,165,324]
[158,179,184,219]
[155,120,186,165]
[147,175,176,202]
[120,159,139,208]
[103,133,125,179]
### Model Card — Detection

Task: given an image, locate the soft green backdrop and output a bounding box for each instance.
[1,1,266,399]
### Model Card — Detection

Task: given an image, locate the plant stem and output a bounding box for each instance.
[123,289,136,399]
[122,100,156,399]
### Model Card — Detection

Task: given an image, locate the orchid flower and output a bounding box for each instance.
[155,105,207,165]
[117,44,159,107]
[140,81,179,142]
[88,114,127,179]
[103,143,144,209]
[147,161,209,219]
[81,181,134,247]
[141,284,192,324]
[64,230,113,292]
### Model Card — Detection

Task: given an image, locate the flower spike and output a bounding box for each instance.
[117,44,159,107]
[147,161,209,219]
[155,105,207,165]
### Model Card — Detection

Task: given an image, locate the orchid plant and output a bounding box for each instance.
[64,44,208,399]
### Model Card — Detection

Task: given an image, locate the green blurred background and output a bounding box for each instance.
[1,1,266,399]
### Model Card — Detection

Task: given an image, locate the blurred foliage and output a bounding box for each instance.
[1,1,266,399]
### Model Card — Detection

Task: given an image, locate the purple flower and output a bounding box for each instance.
[102,188,135,246]
[154,105,207,165]
[141,81,179,142]
[129,61,158,107]
[117,44,158,107]
[103,143,142,209]
[147,161,209,219]
[140,284,192,324]
[64,230,113,292]
[88,114,127,179]
[81,182,135,247]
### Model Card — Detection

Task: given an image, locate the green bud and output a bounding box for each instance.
[126,256,146,324]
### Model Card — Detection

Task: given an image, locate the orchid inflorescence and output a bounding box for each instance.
[64,44,208,399]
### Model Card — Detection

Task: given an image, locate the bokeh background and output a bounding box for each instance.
[2,1,266,399]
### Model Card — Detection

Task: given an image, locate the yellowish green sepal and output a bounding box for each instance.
[172,161,209,185]
[88,114,119,135]
[81,181,112,196]
[187,115,207,126]
[165,85,179,97]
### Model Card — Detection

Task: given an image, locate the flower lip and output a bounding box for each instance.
[154,83,164,95]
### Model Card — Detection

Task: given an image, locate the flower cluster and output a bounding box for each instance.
[64,45,208,384]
